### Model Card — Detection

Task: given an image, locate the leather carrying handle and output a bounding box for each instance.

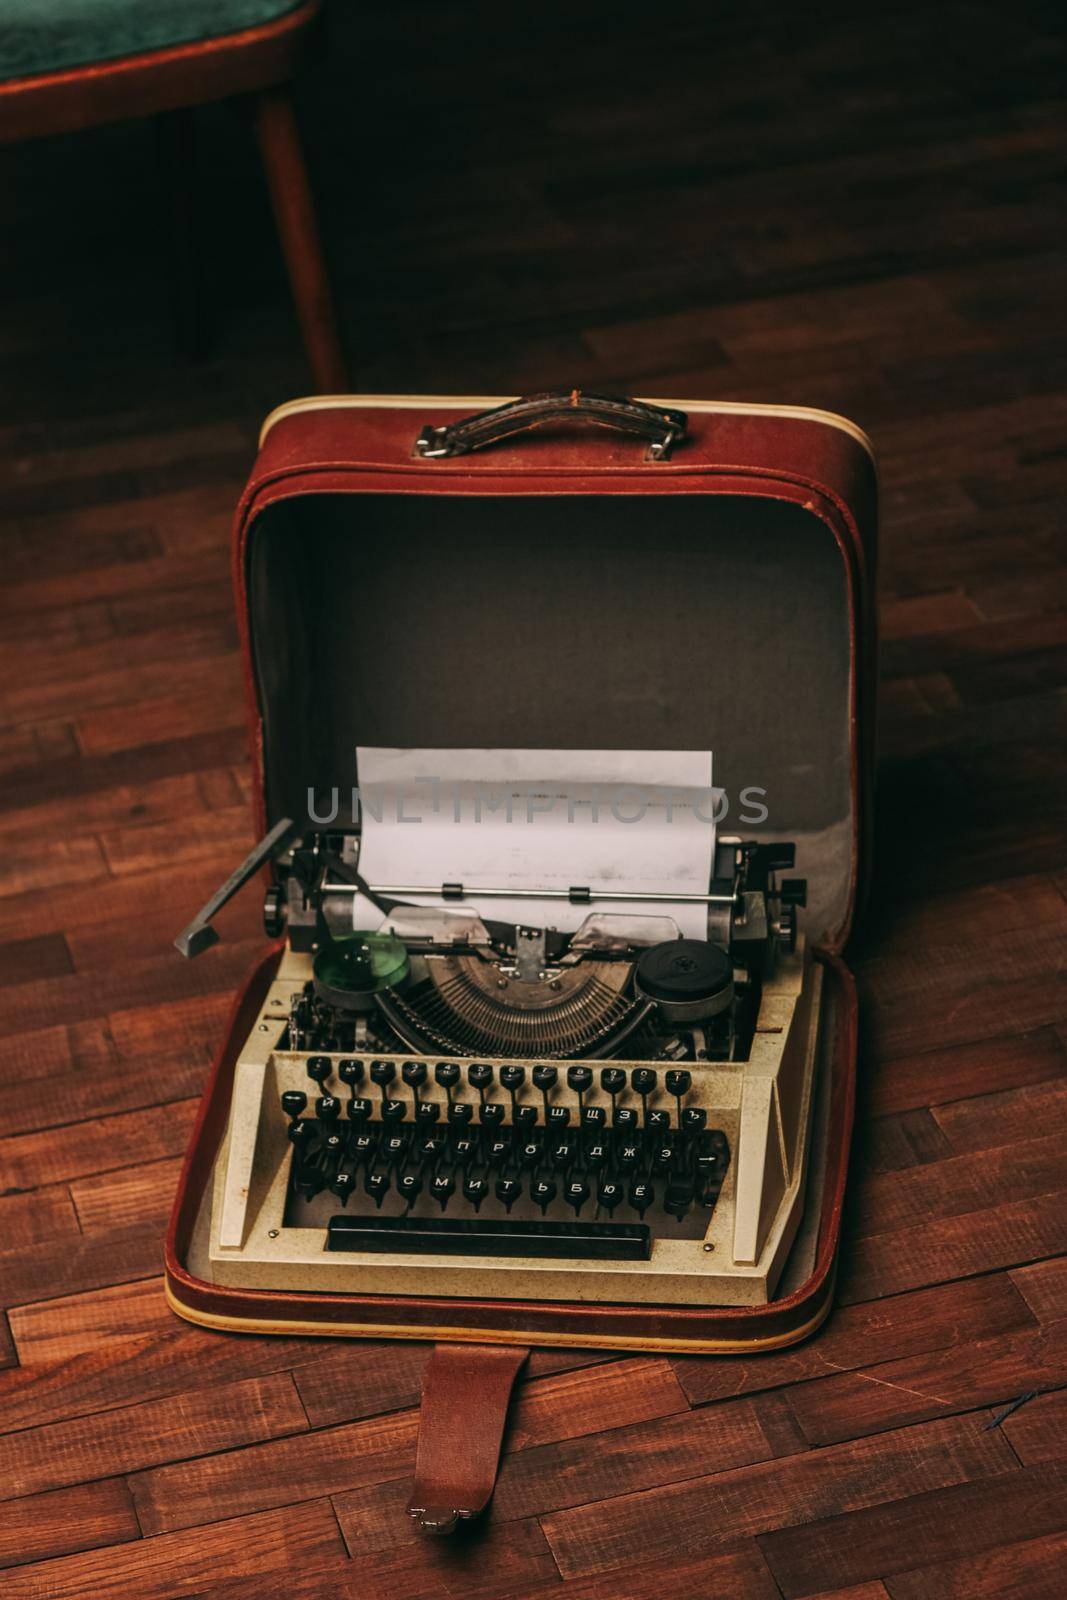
[407,1342,530,1534]
[415,389,688,461]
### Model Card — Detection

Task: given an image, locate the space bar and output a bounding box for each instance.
[326,1214,651,1260]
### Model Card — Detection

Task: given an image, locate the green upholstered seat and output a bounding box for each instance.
[0,0,301,82]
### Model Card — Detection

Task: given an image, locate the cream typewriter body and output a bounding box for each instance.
[191,805,821,1310]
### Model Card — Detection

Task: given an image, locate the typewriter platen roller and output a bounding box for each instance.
[193,825,822,1308]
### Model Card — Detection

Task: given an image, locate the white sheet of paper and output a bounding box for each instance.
[351,748,718,938]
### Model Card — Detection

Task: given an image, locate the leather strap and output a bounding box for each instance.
[407,1342,530,1534]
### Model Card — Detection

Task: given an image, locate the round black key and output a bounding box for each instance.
[585,1141,608,1171]
[520,1139,541,1169]
[448,1100,473,1126]
[682,1107,708,1133]
[547,1104,571,1128]
[382,1097,407,1122]
[567,1065,593,1095]
[347,1096,372,1124]
[496,1175,521,1211]
[664,1178,694,1220]
[532,1065,558,1091]
[565,1176,591,1214]
[665,1069,692,1097]
[599,1067,626,1096]
[382,1132,408,1161]
[315,1094,342,1122]
[402,1060,427,1087]
[646,1108,671,1134]
[370,1059,396,1087]
[307,1056,332,1084]
[613,1106,639,1133]
[500,1065,525,1092]
[531,1176,557,1214]
[551,1138,575,1169]
[652,1142,676,1175]
[515,1104,539,1131]
[281,1090,307,1119]
[416,1100,441,1125]
[430,1170,456,1209]
[598,1177,623,1213]
[480,1101,505,1127]
[618,1141,641,1168]
[581,1106,606,1131]
[468,1063,493,1090]
[419,1134,446,1160]
[364,1168,390,1206]
[288,1120,314,1146]
[628,1178,654,1217]
[338,1060,364,1086]
[462,1173,488,1210]
[631,1068,657,1096]
[487,1137,509,1165]
[452,1136,476,1165]
[331,1170,356,1204]
[434,1062,461,1089]
[397,1170,422,1207]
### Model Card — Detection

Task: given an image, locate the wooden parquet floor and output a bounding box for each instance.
[1,1,1065,1595]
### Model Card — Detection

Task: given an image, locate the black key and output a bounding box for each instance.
[652,1141,676,1175]
[397,1170,422,1208]
[307,1055,332,1085]
[665,1068,692,1098]
[402,1061,428,1087]
[567,1066,593,1107]
[682,1107,708,1133]
[316,1094,342,1122]
[598,1177,623,1213]
[364,1167,390,1206]
[418,1134,446,1161]
[338,1060,364,1087]
[585,1140,608,1171]
[500,1065,525,1093]
[281,1090,307,1119]
[581,1106,606,1133]
[531,1176,557,1214]
[547,1104,571,1129]
[628,1177,654,1217]
[532,1064,558,1092]
[351,1130,376,1161]
[331,1169,356,1205]
[519,1139,541,1169]
[430,1170,456,1209]
[647,1108,671,1134]
[599,1067,626,1098]
[664,1178,694,1220]
[515,1104,539,1132]
[416,1100,441,1125]
[382,1132,409,1162]
[288,1119,315,1147]
[565,1176,591,1215]
[347,1095,372,1124]
[382,1097,407,1123]
[487,1136,510,1166]
[449,1100,473,1126]
[631,1068,656,1099]
[480,1101,506,1128]
[451,1135,476,1166]
[434,1062,461,1090]
[462,1173,488,1211]
[328,1213,652,1260]
[551,1138,575,1170]
[613,1106,639,1133]
[495,1175,521,1212]
[617,1141,641,1169]
[468,1063,493,1092]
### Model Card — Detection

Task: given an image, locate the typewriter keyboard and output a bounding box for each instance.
[280,1055,731,1255]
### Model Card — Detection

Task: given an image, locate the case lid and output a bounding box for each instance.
[232,393,877,952]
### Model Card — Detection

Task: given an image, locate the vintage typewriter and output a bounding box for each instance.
[179,781,820,1309]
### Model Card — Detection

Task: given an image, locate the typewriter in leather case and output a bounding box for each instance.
[165,390,875,1528]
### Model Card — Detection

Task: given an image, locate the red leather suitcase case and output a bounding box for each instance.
[164,389,877,1530]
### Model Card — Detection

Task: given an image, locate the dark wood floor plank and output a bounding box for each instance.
[885,1529,1067,1600]
[757,1461,1067,1598]
[0,1500,344,1600]
[672,1273,1033,1406]
[0,1371,309,1501]
[0,1480,139,1573]
[1000,1387,1067,1464]
[862,1028,1067,1119]
[131,1357,687,1535]
[1010,1256,1067,1323]
[540,1413,1015,1578]
[932,1075,1067,1153]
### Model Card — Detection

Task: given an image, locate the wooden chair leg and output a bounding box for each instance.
[253,85,348,392]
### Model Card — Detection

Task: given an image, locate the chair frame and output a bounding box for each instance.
[0,0,347,390]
